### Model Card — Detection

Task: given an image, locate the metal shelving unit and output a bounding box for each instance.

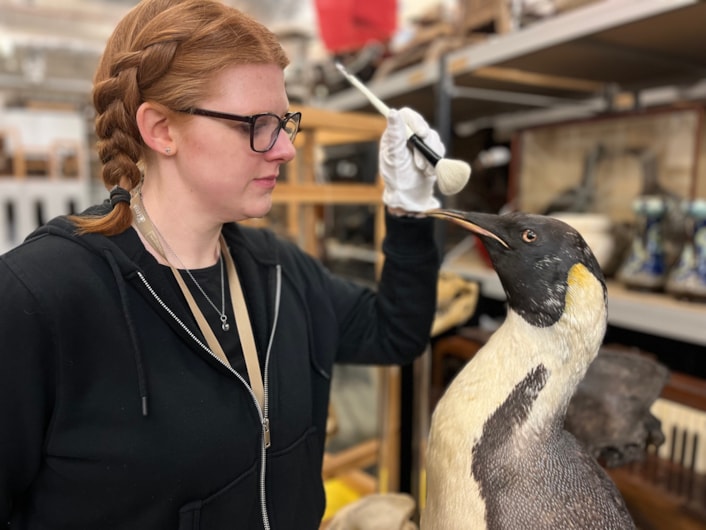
[321,0,706,349]
[322,0,706,136]
[319,1,706,513]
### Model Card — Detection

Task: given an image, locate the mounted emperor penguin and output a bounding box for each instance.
[421,209,635,530]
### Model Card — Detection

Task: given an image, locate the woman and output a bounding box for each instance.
[0,0,443,528]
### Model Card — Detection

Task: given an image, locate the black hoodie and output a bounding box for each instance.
[0,204,439,530]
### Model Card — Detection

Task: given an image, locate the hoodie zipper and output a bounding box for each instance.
[136,265,282,530]
[259,264,281,530]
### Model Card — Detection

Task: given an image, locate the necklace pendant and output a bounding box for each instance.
[222,320,230,332]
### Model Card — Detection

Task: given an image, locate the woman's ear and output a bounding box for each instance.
[136,102,176,156]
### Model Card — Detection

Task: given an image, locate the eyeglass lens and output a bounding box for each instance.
[254,113,301,152]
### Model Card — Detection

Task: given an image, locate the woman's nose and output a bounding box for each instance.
[266,128,297,161]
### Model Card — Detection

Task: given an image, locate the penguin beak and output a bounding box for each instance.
[425,208,509,249]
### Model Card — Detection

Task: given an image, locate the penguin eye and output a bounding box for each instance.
[522,229,537,243]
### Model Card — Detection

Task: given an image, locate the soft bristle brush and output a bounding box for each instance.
[335,62,471,195]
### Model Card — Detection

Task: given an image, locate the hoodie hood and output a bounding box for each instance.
[26,203,144,277]
[26,207,152,415]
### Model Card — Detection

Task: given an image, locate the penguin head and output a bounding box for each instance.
[427,209,606,328]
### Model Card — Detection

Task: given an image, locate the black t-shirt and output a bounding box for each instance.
[170,262,249,382]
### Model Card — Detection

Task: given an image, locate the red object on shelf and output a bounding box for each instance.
[314,0,397,53]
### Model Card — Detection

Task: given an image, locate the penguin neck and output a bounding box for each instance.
[502,268,607,435]
[444,270,607,441]
[506,309,602,429]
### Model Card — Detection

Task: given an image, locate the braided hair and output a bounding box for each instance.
[72,0,289,235]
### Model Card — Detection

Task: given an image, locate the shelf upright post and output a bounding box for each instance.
[396,51,456,506]
[435,52,455,241]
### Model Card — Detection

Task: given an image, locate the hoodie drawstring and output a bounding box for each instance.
[105,249,150,417]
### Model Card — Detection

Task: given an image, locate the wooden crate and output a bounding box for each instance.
[458,0,512,35]
[553,0,601,13]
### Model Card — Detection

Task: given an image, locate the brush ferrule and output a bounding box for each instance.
[407,134,441,167]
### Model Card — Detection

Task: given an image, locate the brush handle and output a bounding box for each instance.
[336,62,445,168]
[336,62,416,138]
[335,62,391,118]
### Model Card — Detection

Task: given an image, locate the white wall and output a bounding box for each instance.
[0,108,86,151]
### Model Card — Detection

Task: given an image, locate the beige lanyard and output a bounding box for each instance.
[130,191,265,410]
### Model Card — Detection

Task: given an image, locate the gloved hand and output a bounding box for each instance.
[380,107,444,213]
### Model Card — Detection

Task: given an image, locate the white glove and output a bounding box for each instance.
[380,107,443,212]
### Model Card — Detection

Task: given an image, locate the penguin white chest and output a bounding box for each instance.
[422,318,556,530]
[421,266,610,530]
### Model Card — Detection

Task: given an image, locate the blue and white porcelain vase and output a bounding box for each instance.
[617,195,667,290]
[666,199,706,301]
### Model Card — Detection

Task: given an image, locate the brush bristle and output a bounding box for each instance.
[436,159,471,195]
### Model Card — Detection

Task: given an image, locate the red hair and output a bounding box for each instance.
[72,0,289,235]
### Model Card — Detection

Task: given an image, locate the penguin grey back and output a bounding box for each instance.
[473,364,634,529]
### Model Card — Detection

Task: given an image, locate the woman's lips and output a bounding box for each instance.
[253,175,277,189]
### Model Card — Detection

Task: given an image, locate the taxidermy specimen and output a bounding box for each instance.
[422,209,635,530]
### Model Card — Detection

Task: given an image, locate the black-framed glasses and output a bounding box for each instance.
[178,108,302,153]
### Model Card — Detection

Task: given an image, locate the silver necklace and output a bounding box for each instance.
[170,245,230,332]
[146,210,230,332]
